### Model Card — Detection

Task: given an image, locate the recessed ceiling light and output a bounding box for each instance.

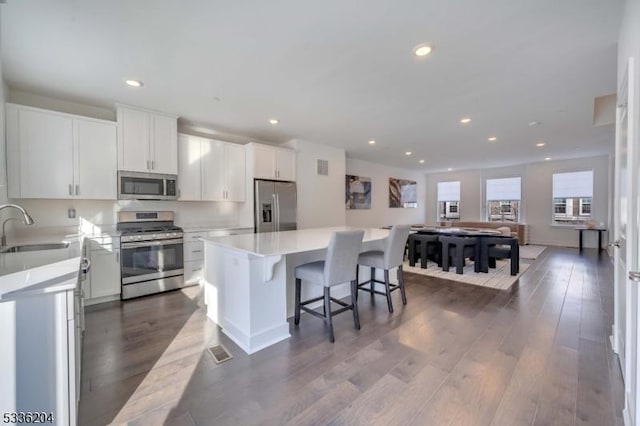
[269,119,279,125]
[447,168,453,171]
[460,118,471,124]
[536,142,546,147]
[488,137,497,141]
[405,151,412,156]
[419,159,425,164]
[529,121,541,127]
[545,157,551,161]
[368,140,376,145]
[414,43,433,57]
[125,79,143,87]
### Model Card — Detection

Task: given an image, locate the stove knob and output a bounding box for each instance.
[166,233,170,238]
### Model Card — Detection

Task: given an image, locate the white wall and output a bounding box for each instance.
[425,155,611,248]
[0,9,7,205]
[284,139,346,229]
[345,158,426,228]
[9,199,239,232]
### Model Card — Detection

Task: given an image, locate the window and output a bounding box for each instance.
[552,171,593,224]
[437,181,460,221]
[486,177,521,222]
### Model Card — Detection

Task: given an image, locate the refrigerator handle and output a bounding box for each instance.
[272,193,278,232]
[276,193,281,232]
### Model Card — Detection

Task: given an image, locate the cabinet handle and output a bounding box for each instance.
[69,184,73,196]
[116,251,120,263]
[178,189,181,199]
[75,184,79,196]
[151,160,155,170]
[192,267,202,272]
[147,160,150,170]
[192,249,202,253]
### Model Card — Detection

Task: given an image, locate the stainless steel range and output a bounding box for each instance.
[117,211,184,300]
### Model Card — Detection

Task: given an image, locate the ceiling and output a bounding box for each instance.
[1,0,624,171]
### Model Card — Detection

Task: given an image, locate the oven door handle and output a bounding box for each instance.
[121,238,184,249]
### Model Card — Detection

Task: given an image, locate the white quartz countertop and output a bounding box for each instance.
[0,230,84,300]
[181,224,253,233]
[203,226,390,257]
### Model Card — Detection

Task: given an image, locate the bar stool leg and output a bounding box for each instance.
[384,269,394,313]
[355,265,360,301]
[294,278,301,325]
[350,280,360,330]
[370,267,376,299]
[324,287,334,342]
[398,265,407,305]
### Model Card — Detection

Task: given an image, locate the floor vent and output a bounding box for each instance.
[208,344,233,364]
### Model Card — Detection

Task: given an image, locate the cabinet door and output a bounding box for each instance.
[252,145,277,179]
[74,119,117,199]
[201,139,225,201]
[225,143,246,201]
[18,108,74,198]
[276,149,296,181]
[89,248,121,299]
[150,114,178,175]
[177,134,202,200]
[118,107,149,172]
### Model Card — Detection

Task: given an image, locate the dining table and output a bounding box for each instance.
[409,226,517,274]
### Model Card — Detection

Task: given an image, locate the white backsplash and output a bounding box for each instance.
[7,198,240,235]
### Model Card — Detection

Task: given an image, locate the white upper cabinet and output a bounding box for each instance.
[117,105,178,174]
[177,134,202,201]
[150,113,178,174]
[201,138,226,201]
[275,148,296,181]
[252,144,278,180]
[224,143,246,201]
[177,133,245,202]
[75,119,117,199]
[249,143,296,181]
[6,103,117,200]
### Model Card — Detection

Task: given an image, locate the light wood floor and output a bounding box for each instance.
[79,247,624,425]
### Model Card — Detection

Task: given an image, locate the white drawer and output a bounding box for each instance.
[184,260,204,284]
[184,241,204,262]
[184,232,207,242]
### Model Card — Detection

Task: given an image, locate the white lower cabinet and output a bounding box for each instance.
[184,261,204,285]
[85,238,121,302]
[183,235,205,285]
[182,228,253,286]
[1,283,81,425]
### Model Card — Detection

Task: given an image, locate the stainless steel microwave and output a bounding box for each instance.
[118,171,178,200]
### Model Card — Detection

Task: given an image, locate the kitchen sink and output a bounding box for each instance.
[1,242,70,253]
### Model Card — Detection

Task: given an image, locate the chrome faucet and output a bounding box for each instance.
[1,204,35,247]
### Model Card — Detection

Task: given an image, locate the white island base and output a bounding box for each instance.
[202,227,390,354]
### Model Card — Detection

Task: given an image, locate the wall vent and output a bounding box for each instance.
[317,159,329,176]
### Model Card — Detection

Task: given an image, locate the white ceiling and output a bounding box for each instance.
[1,0,623,171]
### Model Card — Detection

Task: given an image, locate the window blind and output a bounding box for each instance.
[437,181,460,201]
[486,177,521,201]
[552,171,593,198]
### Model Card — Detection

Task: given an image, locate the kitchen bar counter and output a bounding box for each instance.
[202,227,390,354]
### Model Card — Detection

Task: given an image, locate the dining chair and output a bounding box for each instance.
[439,235,480,274]
[480,236,519,276]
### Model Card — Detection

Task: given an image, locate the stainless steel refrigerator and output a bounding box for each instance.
[254,179,297,233]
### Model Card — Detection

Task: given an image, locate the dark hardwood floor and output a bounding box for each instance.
[79,247,624,425]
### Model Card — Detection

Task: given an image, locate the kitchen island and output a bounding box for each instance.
[202,227,390,354]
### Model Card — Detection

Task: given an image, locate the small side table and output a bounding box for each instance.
[576,227,607,252]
